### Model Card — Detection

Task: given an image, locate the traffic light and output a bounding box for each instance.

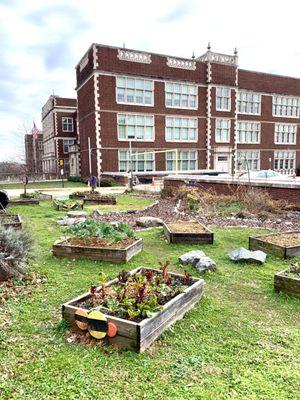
[58,159,64,167]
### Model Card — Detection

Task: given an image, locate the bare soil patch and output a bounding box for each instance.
[262,232,300,247]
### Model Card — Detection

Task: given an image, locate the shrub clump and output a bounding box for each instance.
[0,227,34,281]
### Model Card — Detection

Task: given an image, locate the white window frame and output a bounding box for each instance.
[237,91,261,115]
[274,150,296,173]
[62,117,74,132]
[274,124,297,145]
[237,121,261,144]
[118,149,155,173]
[165,81,198,110]
[236,150,260,171]
[215,118,231,143]
[116,76,154,107]
[165,116,198,142]
[272,96,300,118]
[216,87,231,111]
[117,113,154,142]
[63,139,75,154]
[165,150,198,171]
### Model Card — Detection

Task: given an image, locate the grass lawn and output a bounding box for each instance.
[0,180,87,190]
[0,202,299,400]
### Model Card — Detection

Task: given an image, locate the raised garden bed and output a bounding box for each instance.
[274,263,300,298]
[62,266,204,351]
[249,231,300,259]
[53,237,142,262]
[53,200,83,211]
[53,219,142,262]
[0,214,22,229]
[163,221,213,244]
[9,199,39,205]
[83,195,117,205]
[69,191,93,199]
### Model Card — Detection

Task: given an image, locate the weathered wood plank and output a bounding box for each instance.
[53,238,143,263]
[274,270,300,298]
[249,231,300,259]
[9,199,39,205]
[163,222,213,245]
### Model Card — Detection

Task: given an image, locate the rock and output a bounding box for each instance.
[91,210,103,218]
[136,216,163,227]
[57,217,85,226]
[179,250,206,266]
[67,210,88,218]
[228,247,266,264]
[195,256,216,272]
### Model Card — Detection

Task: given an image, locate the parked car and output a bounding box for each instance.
[238,169,290,181]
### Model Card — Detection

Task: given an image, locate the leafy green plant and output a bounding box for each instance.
[53,199,81,210]
[63,220,135,244]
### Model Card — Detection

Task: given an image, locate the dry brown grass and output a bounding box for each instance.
[164,185,293,216]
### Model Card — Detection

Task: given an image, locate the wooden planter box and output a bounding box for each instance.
[62,267,205,352]
[53,202,83,211]
[0,214,22,229]
[10,199,39,205]
[163,222,213,245]
[37,193,53,201]
[53,238,143,263]
[69,192,89,199]
[83,196,117,205]
[249,231,300,259]
[274,270,300,298]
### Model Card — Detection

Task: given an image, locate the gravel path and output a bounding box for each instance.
[94,197,300,232]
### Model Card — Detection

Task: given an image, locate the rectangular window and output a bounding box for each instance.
[166,150,197,171]
[274,150,296,172]
[273,96,300,118]
[274,124,297,144]
[237,150,260,171]
[62,117,74,132]
[237,121,260,144]
[216,87,231,111]
[237,91,261,115]
[165,117,197,142]
[118,150,154,172]
[165,82,197,109]
[215,119,230,142]
[117,114,154,141]
[116,76,153,106]
[63,139,75,154]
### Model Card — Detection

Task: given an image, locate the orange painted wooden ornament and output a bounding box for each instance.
[107,322,118,338]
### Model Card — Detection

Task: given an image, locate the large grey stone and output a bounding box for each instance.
[57,217,85,226]
[228,247,266,264]
[179,250,206,266]
[195,256,216,272]
[67,210,89,218]
[136,216,163,227]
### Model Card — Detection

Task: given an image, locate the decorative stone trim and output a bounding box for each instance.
[93,73,101,181]
[166,57,196,70]
[92,44,99,69]
[117,49,151,64]
[206,63,212,169]
[198,51,238,66]
[79,55,89,71]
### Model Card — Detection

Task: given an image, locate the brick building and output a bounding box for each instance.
[24,132,43,174]
[47,43,300,181]
[41,95,77,178]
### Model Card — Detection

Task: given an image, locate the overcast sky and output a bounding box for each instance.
[1,0,300,161]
